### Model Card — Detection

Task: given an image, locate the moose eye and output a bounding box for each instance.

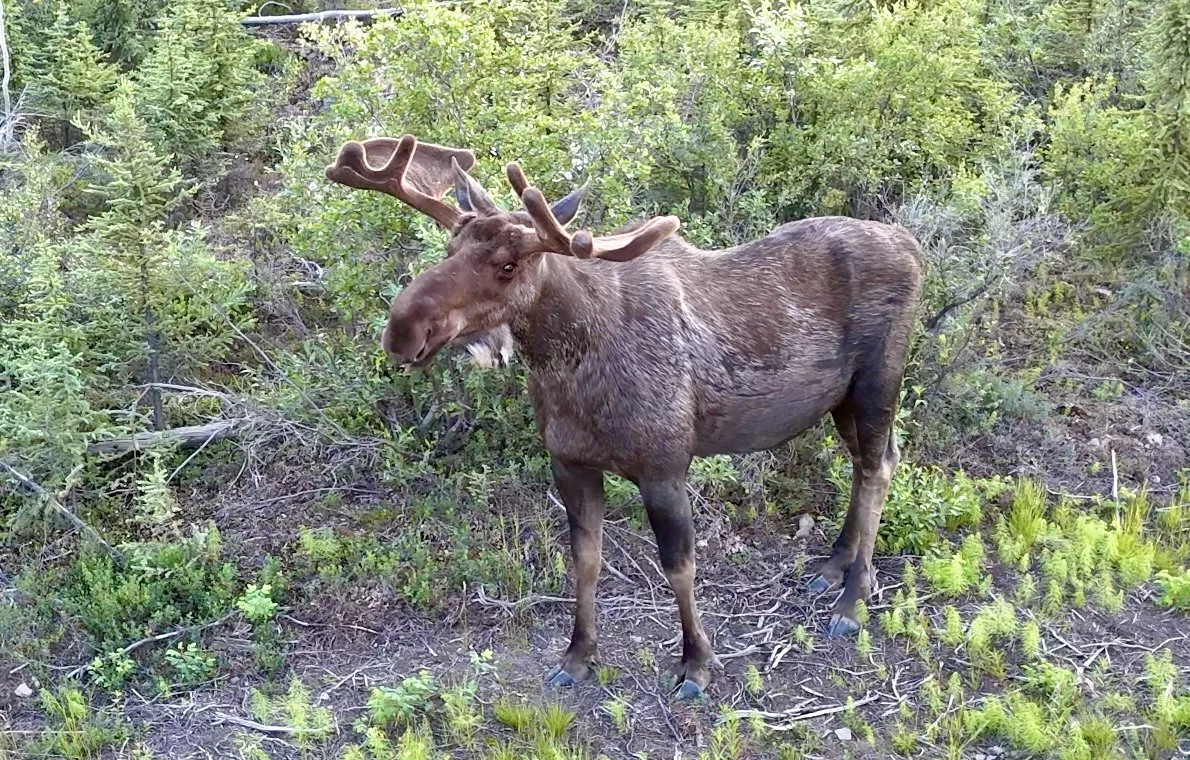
[501,263,516,274]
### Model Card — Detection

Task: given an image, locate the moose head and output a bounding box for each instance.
[324,135,680,367]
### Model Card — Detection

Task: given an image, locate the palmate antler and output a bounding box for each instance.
[325,134,475,229]
[326,133,680,260]
[506,163,680,262]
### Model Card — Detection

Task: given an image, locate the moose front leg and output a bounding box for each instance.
[640,477,715,699]
[546,458,605,687]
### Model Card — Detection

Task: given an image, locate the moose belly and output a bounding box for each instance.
[692,378,844,456]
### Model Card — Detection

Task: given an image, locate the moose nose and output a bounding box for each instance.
[381,319,435,365]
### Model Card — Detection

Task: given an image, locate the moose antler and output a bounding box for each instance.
[326,135,475,229]
[506,163,680,262]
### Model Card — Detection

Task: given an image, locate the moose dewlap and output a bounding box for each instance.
[326,134,923,699]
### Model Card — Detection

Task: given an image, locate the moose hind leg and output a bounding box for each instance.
[827,423,900,638]
[640,477,715,699]
[809,406,864,594]
[546,458,605,687]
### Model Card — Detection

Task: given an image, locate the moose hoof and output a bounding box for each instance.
[669,660,711,700]
[826,613,860,638]
[675,679,704,700]
[545,666,578,688]
[808,574,836,594]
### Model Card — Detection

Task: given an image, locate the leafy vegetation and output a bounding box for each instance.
[1,0,1188,757]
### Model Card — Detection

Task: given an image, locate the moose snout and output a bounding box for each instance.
[381,316,438,366]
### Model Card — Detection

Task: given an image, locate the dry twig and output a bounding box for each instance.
[724,691,881,730]
[0,460,124,562]
[473,586,574,614]
[212,712,328,734]
[66,611,237,680]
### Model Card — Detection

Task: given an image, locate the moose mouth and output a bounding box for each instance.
[401,325,513,369]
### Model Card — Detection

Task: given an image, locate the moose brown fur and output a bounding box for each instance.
[326,134,924,699]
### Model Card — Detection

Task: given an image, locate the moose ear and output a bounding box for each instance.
[549,180,589,226]
[452,158,499,215]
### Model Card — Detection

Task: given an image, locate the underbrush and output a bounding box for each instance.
[869,475,1190,757]
[290,494,568,612]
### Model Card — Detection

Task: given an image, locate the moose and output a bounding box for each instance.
[326,134,923,698]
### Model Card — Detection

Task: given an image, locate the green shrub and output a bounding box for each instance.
[11,7,119,140]
[236,584,278,624]
[1155,568,1190,610]
[33,686,125,758]
[827,457,1004,554]
[1043,76,1155,263]
[0,81,253,501]
[57,523,237,652]
[129,0,265,163]
[164,642,216,685]
[365,672,437,728]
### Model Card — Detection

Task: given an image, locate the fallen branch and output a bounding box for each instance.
[473,586,574,614]
[0,0,12,148]
[290,280,326,294]
[136,382,231,399]
[723,691,880,729]
[0,460,124,563]
[241,8,401,26]
[86,419,245,454]
[212,712,329,735]
[280,612,381,636]
[65,611,237,680]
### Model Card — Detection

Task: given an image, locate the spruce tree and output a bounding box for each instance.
[131,0,262,163]
[1146,0,1190,217]
[24,8,118,145]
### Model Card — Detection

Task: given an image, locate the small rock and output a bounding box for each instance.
[834,727,852,741]
[14,683,33,698]
[988,747,1005,756]
[1146,432,1164,447]
[1089,437,1101,448]
[724,534,745,555]
[973,754,987,760]
[795,514,814,539]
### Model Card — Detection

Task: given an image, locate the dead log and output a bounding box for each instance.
[85,419,245,454]
[241,8,402,26]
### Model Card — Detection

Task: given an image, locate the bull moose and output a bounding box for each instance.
[326,134,923,698]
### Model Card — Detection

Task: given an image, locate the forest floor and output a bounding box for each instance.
[3,452,1188,759]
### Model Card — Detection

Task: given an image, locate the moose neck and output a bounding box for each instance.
[509,253,615,372]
